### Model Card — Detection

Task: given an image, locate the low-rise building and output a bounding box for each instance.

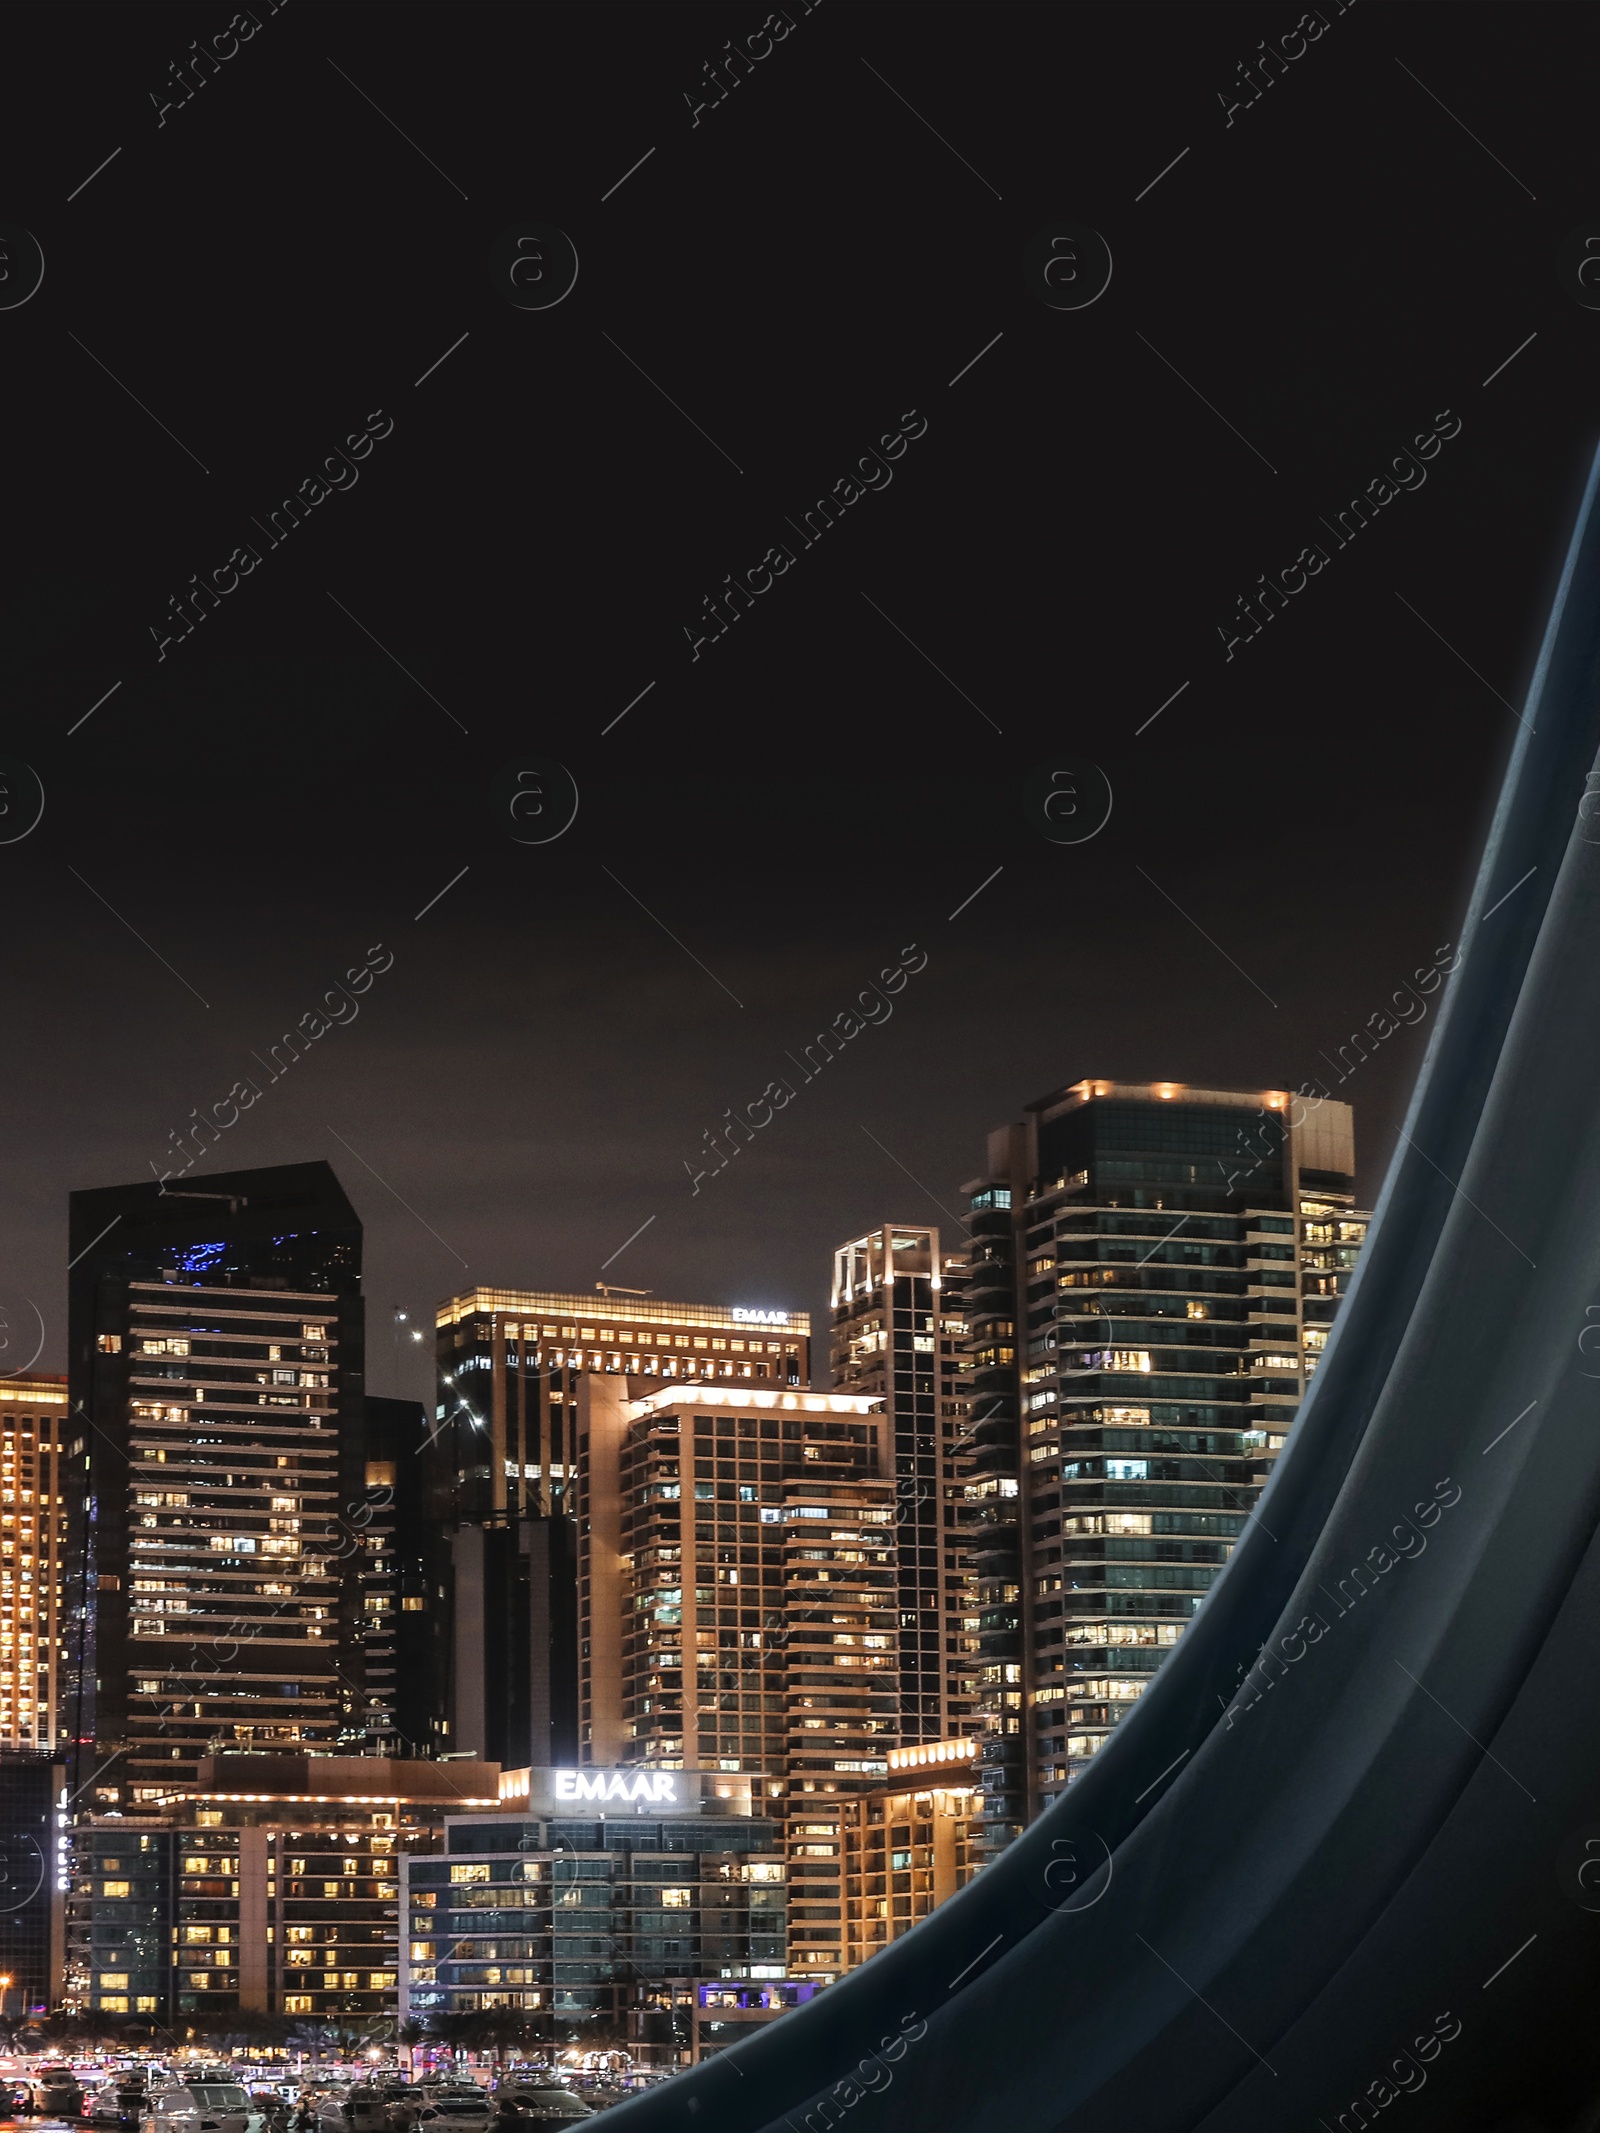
[70,1751,501,2019]
[400,1767,786,2043]
[692,1977,823,2060]
[837,1739,981,1973]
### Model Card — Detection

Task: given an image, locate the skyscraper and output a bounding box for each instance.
[434,1288,810,1772]
[960,1080,1367,1858]
[0,1374,71,1751]
[829,1226,974,1743]
[66,1162,368,1803]
[353,1398,450,1758]
[579,1379,902,1980]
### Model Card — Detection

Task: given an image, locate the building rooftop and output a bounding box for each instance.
[436,1286,808,1335]
[624,1384,879,1419]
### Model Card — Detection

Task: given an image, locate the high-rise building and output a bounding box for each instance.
[0,1374,71,1751]
[829,1226,974,1743]
[66,1163,368,1802]
[579,1380,901,1982]
[579,1382,894,1775]
[401,1768,786,2038]
[960,1081,1367,1858]
[354,1398,450,1758]
[434,1289,809,1774]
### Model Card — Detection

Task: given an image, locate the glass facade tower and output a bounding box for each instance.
[961,1081,1367,1859]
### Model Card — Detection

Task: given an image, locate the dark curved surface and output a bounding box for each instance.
[607,446,1600,2133]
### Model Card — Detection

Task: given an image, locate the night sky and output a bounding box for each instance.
[3,1,1593,1404]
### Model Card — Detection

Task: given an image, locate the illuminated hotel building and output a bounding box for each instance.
[829,1227,974,1742]
[579,1381,895,1777]
[66,1164,369,1803]
[433,1290,809,1775]
[580,1380,902,1979]
[836,1738,981,1973]
[961,1081,1367,1857]
[0,1373,70,1749]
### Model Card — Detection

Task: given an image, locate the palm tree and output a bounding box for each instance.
[287,2018,367,2064]
[424,2011,478,2064]
[201,2011,295,2054]
[36,2010,87,2048]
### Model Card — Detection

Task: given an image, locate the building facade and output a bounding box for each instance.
[580,1382,896,1781]
[829,1227,974,1743]
[400,1774,786,2038]
[434,1290,810,1776]
[961,1081,1367,1856]
[691,1978,822,2061]
[579,1381,906,1979]
[0,1749,63,2012]
[836,1738,981,1973]
[71,1751,500,2021]
[66,1164,371,1803]
[0,1375,70,1751]
[354,1398,450,1758]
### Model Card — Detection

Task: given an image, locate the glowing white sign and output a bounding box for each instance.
[732,1308,789,1326]
[553,1770,678,1804]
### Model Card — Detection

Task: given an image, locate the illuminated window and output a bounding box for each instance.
[100,1880,130,1898]
[451,1862,490,1883]
[284,1995,312,2014]
[660,1887,692,1908]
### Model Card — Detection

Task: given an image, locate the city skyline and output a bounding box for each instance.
[44,1101,1359,2019]
[3,2,1589,2106]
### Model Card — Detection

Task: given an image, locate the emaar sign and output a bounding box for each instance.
[553,1769,678,1804]
[732,1308,789,1326]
